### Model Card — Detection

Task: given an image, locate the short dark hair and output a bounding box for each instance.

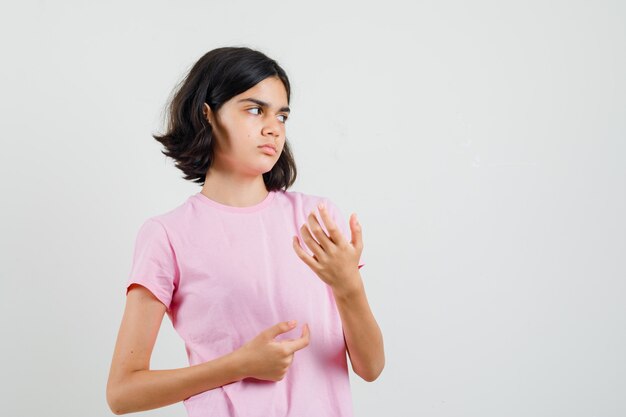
[153,46,297,190]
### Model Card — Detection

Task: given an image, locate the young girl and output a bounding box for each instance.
[106,46,384,417]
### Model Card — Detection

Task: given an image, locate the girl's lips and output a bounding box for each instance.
[259,146,276,155]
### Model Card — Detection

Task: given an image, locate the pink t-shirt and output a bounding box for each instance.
[125,189,365,417]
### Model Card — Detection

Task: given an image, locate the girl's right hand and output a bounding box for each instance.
[234,320,310,382]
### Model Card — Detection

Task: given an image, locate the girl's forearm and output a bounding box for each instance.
[107,350,246,415]
[333,274,385,382]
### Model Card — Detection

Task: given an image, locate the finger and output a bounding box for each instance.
[350,213,363,252]
[307,210,333,250]
[299,222,324,260]
[282,323,310,353]
[265,320,298,340]
[317,203,345,245]
[292,235,319,269]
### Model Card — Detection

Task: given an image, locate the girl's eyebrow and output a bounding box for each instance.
[237,98,290,113]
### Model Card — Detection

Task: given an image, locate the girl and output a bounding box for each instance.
[106,46,384,417]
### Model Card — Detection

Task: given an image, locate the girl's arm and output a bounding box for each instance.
[106,285,246,414]
[292,204,385,382]
[333,276,385,382]
[107,285,310,414]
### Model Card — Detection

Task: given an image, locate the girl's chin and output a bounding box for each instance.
[248,162,277,176]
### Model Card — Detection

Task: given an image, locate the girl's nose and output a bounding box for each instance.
[262,116,282,137]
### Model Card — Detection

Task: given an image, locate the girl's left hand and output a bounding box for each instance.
[292,203,363,295]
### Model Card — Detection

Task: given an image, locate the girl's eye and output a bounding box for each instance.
[248,107,288,123]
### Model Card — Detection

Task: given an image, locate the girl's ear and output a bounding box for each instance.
[203,103,213,126]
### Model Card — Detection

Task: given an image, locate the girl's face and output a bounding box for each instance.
[203,76,290,178]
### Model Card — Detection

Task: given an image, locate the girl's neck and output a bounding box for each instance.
[201,170,269,208]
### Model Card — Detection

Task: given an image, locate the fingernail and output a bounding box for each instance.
[288,320,296,326]
[318,203,325,210]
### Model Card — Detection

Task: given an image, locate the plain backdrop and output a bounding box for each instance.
[1,1,624,416]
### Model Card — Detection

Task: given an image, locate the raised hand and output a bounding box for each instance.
[234,320,310,382]
[292,202,363,296]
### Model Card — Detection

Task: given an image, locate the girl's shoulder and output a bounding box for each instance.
[277,189,338,209]
[277,189,346,223]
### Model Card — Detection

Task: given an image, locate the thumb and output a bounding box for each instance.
[264,320,297,340]
[281,323,310,353]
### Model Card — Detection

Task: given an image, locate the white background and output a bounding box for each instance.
[1,1,624,416]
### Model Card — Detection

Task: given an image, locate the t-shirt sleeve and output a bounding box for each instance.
[126,218,179,310]
[323,198,366,270]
